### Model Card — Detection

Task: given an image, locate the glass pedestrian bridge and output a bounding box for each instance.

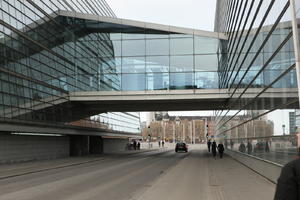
[0,8,298,126]
[54,10,227,92]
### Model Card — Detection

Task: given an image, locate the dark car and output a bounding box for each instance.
[175,142,188,152]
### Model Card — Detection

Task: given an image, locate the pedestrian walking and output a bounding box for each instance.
[265,141,270,152]
[212,141,217,159]
[162,141,165,148]
[137,142,141,150]
[158,141,161,148]
[247,141,252,154]
[274,158,300,200]
[217,143,224,158]
[133,140,137,150]
[207,139,212,152]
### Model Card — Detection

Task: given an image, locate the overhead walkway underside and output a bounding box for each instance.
[69,88,299,112]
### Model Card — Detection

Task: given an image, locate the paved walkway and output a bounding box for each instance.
[134,146,276,200]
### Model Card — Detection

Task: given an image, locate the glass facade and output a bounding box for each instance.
[0,0,140,134]
[214,0,300,165]
[1,0,300,143]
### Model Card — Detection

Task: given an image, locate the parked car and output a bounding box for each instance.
[175,142,188,152]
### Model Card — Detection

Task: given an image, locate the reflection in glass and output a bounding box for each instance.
[170,38,193,55]
[146,56,169,72]
[100,57,121,73]
[122,57,146,73]
[194,36,219,54]
[195,55,218,71]
[195,72,219,89]
[99,40,121,57]
[122,40,145,56]
[100,73,121,91]
[146,39,169,56]
[169,73,194,89]
[146,73,169,90]
[122,33,145,40]
[122,74,145,91]
[170,55,194,72]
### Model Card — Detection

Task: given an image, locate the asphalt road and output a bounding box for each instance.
[0,146,275,200]
[0,149,188,200]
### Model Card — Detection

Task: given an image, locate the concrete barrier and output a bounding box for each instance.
[226,149,282,183]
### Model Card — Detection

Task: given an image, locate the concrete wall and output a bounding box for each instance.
[103,138,129,153]
[226,149,282,183]
[0,133,69,164]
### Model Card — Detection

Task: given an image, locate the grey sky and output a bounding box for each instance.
[106,0,217,31]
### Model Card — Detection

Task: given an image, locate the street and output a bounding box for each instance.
[0,145,275,200]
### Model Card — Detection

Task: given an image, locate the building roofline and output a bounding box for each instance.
[58,10,228,40]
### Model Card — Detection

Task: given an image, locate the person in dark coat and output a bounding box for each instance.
[217,143,225,158]
[137,142,141,150]
[207,140,212,152]
[211,141,217,159]
[247,141,252,154]
[133,140,137,150]
[274,158,300,200]
[239,142,246,153]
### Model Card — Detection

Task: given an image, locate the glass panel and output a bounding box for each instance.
[170,55,193,72]
[169,73,194,89]
[122,73,145,91]
[195,55,218,71]
[146,39,169,56]
[100,73,121,91]
[109,33,122,40]
[170,38,193,55]
[100,57,121,73]
[122,57,146,73]
[122,40,145,56]
[194,36,219,54]
[195,72,219,89]
[99,40,121,57]
[146,56,169,72]
[146,73,169,90]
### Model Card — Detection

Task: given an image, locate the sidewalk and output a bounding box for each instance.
[134,146,276,200]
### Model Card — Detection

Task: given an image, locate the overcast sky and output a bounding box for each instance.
[106,0,217,31]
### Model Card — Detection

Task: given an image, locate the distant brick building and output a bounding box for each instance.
[142,113,215,143]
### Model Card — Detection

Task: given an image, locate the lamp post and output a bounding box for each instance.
[175,116,180,143]
[172,123,175,143]
[162,118,168,142]
[189,121,192,144]
[204,118,208,139]
[148,126,152,149]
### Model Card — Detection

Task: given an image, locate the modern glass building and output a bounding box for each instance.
[0,0,141,135]
[214,0,300,165]
[1,0,300,164]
